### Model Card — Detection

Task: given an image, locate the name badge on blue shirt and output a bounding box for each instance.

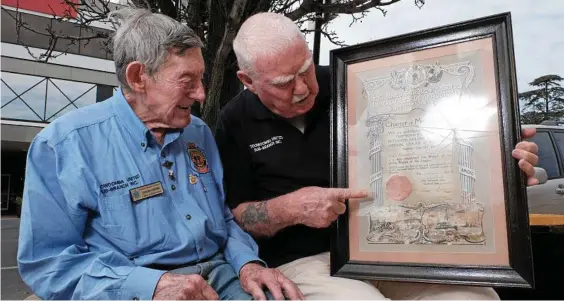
[129,182,164,202]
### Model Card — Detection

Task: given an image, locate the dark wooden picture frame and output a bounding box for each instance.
[329,12,534,289]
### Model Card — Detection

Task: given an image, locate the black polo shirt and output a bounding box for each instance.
[215,65,332,268]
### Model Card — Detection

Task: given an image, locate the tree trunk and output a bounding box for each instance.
[201,0,248,132]
[544,82,549,120]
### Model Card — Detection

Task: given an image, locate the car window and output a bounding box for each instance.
[526,131,560,178]
[553,131,564,161]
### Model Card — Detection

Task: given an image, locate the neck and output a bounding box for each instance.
[123,90,168,145]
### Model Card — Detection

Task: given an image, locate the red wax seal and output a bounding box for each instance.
[386,175,412,201]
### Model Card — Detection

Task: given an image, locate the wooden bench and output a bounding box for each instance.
[529,213,564,226]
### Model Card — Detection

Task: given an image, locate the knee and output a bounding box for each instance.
[303,279,387,300]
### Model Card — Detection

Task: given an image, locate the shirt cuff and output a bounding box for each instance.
[230,253,268,277]
[120,266,166,300]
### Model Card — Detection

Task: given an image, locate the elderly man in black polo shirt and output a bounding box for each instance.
[215,12,540,300]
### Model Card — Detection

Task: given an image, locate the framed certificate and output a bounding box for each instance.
[329,12,534,288]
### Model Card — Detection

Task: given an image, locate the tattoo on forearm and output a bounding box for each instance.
[240,202,270,227]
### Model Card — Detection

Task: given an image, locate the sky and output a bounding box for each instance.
[303,0,564,94]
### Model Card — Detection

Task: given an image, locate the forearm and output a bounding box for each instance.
[19,243,165,300]
[232,194,300,238]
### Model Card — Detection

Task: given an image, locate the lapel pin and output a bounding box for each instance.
[189,174,198,184]
[162,161,173,169]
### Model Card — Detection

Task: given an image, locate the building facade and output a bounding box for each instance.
[1,0,120,213]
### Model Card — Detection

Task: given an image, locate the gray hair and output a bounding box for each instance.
[108,8,203,90]
[233,12,306,76]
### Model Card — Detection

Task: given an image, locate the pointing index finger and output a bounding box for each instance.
[330,188,369,201]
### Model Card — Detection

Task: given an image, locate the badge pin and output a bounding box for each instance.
[168,170,176,181]
[187,142,210,174]
[189,174,198,184]
[162,161,173,169]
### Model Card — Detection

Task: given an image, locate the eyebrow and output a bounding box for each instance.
[269,57,313,85]
[270,74,295,85]
[299,57,312,73]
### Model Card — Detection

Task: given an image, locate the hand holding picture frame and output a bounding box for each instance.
[329,12,534,288]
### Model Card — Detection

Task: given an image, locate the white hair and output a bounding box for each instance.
[233,12,306,76]
[108,8,203,90]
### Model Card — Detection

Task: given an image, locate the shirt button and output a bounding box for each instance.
[186,214,191,220]
[133,297,139,300]
[198,246,203,252]
[161,151,165,158]
[171,185,176,190]
[140,142,145,147]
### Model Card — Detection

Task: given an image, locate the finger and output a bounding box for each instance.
[521,127,536,139]
[329,188,369,201]
[278,276,304,300]
[325,212,339,226]
[518,159,536,178]
[201,282,220,300]
[515,141,538,155]
[331,201,346,215]
[245,281,267,301]
[527,176,539,186]
[512,149,539,167]
[185,287,206,300]
[263,279,284,300]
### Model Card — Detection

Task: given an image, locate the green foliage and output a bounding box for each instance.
[519,74,564,124]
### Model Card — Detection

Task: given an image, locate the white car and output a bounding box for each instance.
[523,120,564,215]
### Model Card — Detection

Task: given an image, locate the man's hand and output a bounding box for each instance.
[289,187,368,228]
[512,128,540,186]
[240,263,303,300]
[152,273,219,300]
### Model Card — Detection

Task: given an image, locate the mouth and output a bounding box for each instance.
[178,105,191,111]
[292,94,309,104]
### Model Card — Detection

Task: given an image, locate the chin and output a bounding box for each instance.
[174,117,192,129]
[295,99,315,115]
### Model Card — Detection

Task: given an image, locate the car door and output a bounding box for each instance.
[525,128,564,214]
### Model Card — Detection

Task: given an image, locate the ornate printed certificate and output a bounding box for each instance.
[350,40,502,259]
[329,13,534,288]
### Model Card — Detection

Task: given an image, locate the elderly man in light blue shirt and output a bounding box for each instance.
[17,8,302,301]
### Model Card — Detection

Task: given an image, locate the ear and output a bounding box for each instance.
[237,70,256,93]
[125,61,147,93]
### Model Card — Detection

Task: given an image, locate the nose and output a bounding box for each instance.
[293,75,309,96]
[192,80,206,104]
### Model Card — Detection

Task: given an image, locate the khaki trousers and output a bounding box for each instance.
[276,252,500,300]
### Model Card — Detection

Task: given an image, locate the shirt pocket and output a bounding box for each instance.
[197,174,227,230]
[98,192,171,257]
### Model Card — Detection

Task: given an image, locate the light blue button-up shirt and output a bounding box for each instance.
[17,89,263,300]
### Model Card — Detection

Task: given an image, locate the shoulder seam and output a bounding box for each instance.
[40,114,117,147]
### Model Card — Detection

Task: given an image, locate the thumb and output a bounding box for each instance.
[521,127,536,139]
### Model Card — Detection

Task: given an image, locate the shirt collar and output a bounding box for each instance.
[248,92,277,120]
[111,87,151,151]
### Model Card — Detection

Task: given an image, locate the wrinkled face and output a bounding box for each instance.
[143,47,206,128]
[241,39,319,118]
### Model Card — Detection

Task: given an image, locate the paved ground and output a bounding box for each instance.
[1,216,34,300]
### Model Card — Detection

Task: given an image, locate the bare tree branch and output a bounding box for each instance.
[285,0,315,21]
[7,0,416,127]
